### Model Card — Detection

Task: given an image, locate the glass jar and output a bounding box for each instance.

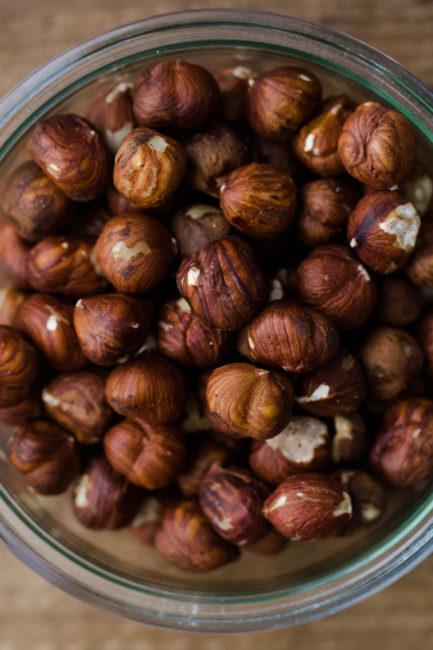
[0,9,432,633]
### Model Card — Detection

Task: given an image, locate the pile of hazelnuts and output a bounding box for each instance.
[1,58,433,572]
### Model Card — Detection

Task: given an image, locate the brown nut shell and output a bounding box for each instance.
[128,495,164,546]
[332,413,368,463]
[104,418,187,489]
[1,160,72,241]
[171,204,230,257]
[205,363,293,439]
[0,391,42,426]
[177,237,266,331]
[214,65,254,123]
[0,288,27,327]
[0,220,31,289]
[42,370,113,444]
[8,419,80,495]
[105,351,188,423]
[406,241,433,287]
[27,114,111,201]
[263,473,352,541]
[86,81,134,152]
[301,177,360,228]
[93,213,175,293]
[177,441,231,497]
[73,293,151,366]
[0,325,39,407]
[336,469,386,530]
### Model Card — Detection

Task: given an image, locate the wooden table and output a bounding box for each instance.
[1,1,433,648]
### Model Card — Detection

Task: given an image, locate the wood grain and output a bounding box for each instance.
[1,1,433,648]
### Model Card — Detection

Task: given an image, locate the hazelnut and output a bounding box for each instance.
[171,204,230,257]
[16,293,86,370]
[86,81,135,152]
[348,191,420,273]
[105,351,188,423]
[205,363,293,439]
[0,287,27,327]
[93,213,175,293]
[133,59,219,130]
[332,413,368,463]
[219,163,297,238]
[69,202,111,240]
[297,245,377,329]
[8,418,79,495]
[104,418,187,489]
[247,66,322,138]
[27,236,107,297]
[377,277,421,326]
[252,136,298,174]
[245,529,287,555]
[128,495,164,546]
[42,370,113,444]
[336,469,386,529]
[238,301,339,373]
[1,160,72,241]
[370,398,433,486]
[402,164,433,216]
[27,114,111,201]
[73,293,151,366]
[177,237,266,331]
[338,101,416,189]
[296,177,360,248]
[360,327,423,400]
[185,122,251,196]
[293,95,355,176]
[72,456,141,529]
[178,441,231,497]
[406,241,433,287]
[297,351,366,417]
[0,390,42,426]
[0,220,31,289]
[154,499,238,572]
[418,312,433,377]
[157,297,230,368]
[214,65,254,123]
[106,186,134,215]
[249,415,331,484]
[0,326,39,407]
[263,473,352,541]
[199,464,271,545]
[113,128,185,208]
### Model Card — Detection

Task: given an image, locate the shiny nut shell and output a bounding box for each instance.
[0,325,39,407]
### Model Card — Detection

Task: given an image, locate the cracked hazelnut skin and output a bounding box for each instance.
[72,456,141,529]
[247,66,322,139]
[297,351,366,417]
[0,391,42,426]
[237,301,340,373]
[0,220,31,289]
[113,128,186,208]
[185,122,251,196]
[360,327,423,400]
[177,441,231,498]
[42,371,113,444]
[86,82,135,153]
[16,293,86,371]
[199,464,271,545]
[0,288,27,327]
[93,213,176,294]
[132,59,220,131]
[219,162,297,238]
[73,293,151,366]
[105,351,188,423]
[214,66,254,123]
[104,418,187,489]
[249,415,331,485]
[27,114,111,201]
[0,326,39,407]
[297,245,377,329]
[418,312,433,377]
[205,363,293,439]
[293,95,355,176]
[370,398,433,486]
[1,160,72,241]
[177,237,266,332]
[338,101,416,189]
[335,470,386,531]
[377,277,421,326]
[8,419,80,495]
[27,236,107,297]
[296,177,360,248]
[332,413,368,463]
[263,473,352,541]
[347,191,420,274]
[171,204,230,257]
[154,499,239,572]
[157,297,230,368]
